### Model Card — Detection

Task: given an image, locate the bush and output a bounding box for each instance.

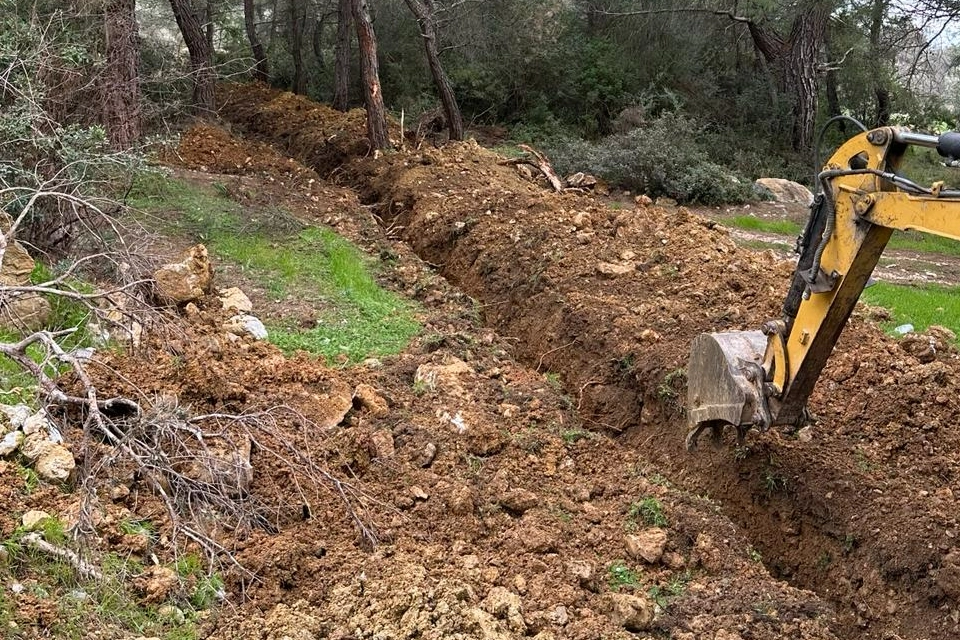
[546,113,756,205]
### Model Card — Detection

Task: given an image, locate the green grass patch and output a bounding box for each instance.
[722,215,802,236]
[128,173,420,363]
[862,281,960,337]
[886,230,960,257]
[0,520,206,639]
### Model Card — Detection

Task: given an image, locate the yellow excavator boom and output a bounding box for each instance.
[687,127,960,450]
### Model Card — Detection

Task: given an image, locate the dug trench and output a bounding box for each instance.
[217,84,960,639]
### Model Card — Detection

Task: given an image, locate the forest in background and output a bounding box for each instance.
[5,0,960,205]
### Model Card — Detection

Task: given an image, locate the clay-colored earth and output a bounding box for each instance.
[4,83,960,640]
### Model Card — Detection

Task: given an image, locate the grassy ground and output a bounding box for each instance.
[128,173,420,363]
[862,282,960,337]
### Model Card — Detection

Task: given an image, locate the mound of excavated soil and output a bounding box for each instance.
[160,122,320,185]
[216,83,960,640]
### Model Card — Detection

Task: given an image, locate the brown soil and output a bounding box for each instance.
[5,84,959,639]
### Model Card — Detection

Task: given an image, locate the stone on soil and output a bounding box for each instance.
[34,444,76,482]
[414,358,474,394]
[625,528,668,563]
[224,313,268,340]
[604,592,655,631]
[595,261,634,278]
[483,586,526,633]
[500,488,539,514]
[21,510,52,530]
[368,429,395,458]
[133,566,179,604]
[353,383,389,416]
[218,286,253,313]
[153,244,213,304]
[0,430,23,456]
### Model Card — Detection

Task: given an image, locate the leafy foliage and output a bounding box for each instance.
[547,114,756,204]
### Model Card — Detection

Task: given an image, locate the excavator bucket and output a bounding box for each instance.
[685,330,767,450]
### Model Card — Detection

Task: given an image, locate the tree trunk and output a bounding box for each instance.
[244,0,269,82]
[332,0,352,111]
[869,0,891,126]
[403,0,464,141]
[102,0,141,149]
[823,29,843,132]
[746,3,830,151]
[168,0,216,115]
[313,15,327,72]
[351,0,390,148]
[289,0,307,94]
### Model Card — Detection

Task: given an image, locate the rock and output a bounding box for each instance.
[448,484,475,515]
[548,605,569,626]
[571,212,592,230]
[416,442,438,467]
[483,586,526,633]
[414,358,474,395]
[566,173,597,189]
[901,334,937,363]
[353,384,389,417]
[410,485,429,501]
[582,502,603,523]
[22,410,51,436]
[218,287,253,313]
[20,431,51,460]
[625,529,668,563]
[0,240,35,286]
[0,294,51,332]
[368,429,395,458]
[0,430,23,457]
[500,488,539,514]
[635,194,653,206]
[110,483,131,501]
[595,262,634,278]
[224,314,268,340]
[663,551,685,570]
[21,510,52,531]
[755,177,814,205]
[604,592,655,631]
[797,426,814,443]
[157,605,186,625]
[153,244,213,304]
[34,443,76,482]
[133,566,179,604]
[566,560,596,590]
[0,404,31,430]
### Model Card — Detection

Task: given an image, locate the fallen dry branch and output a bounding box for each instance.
[499,144,564,192]
[22,532,104,581]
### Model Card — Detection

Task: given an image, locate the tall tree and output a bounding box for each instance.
[743,1,833,151]
[351,0,389,148]
[168,0,216,114]
[332,0,352,111]
[403,0,464,141]
[243,0,269,82]
[102,0,142,149]
[289,0,308,94]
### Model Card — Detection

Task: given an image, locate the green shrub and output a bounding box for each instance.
[546,113,756,205]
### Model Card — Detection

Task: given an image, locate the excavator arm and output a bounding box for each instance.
[687,127,960,450]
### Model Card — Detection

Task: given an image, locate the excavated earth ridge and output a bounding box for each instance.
[188,83,960,640]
